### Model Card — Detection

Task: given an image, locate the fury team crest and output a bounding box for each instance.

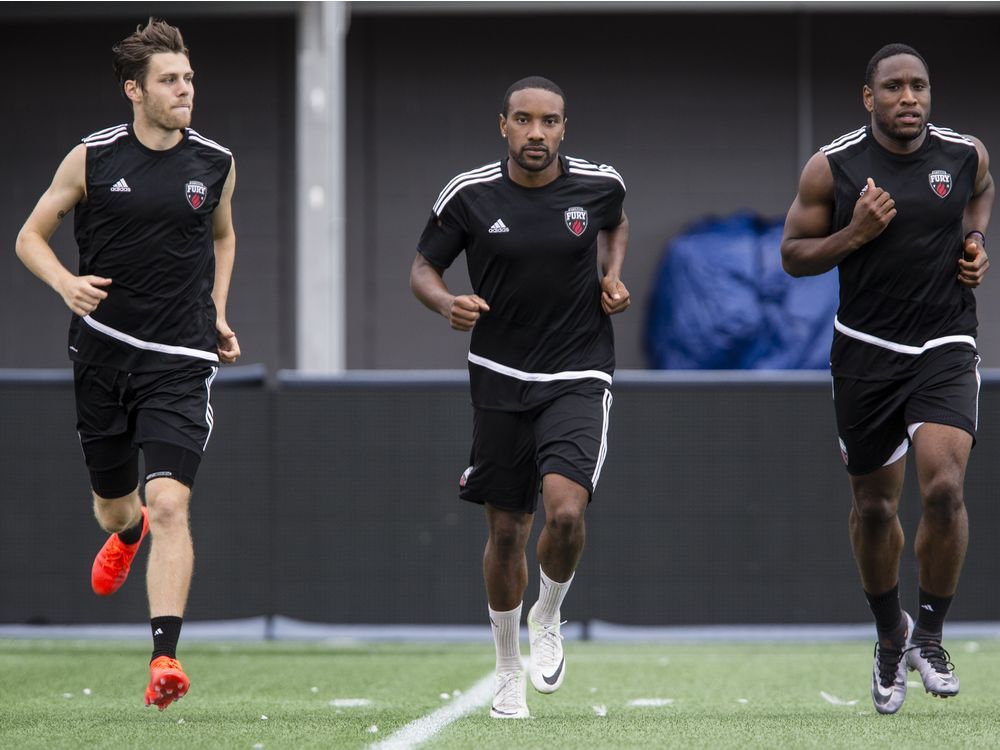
[185,180,208,209]
[928,170,953,199]
[564,206,588,237]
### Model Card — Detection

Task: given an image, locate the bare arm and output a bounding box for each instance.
[14,144,112,316]
[958,136,994,288]
[598,208,630,315]
[780,152,897,277]
[212,158,240,363]
[409,251,489,332]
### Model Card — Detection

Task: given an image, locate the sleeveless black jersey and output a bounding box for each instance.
[418,155,626,411]
[824,124,979,379]
[70,124,233,372]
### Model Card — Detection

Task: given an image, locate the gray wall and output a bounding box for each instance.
[1,9,297,372]
[3,375,999,626]
[5,7,1000,373]
[345,8,1000,370]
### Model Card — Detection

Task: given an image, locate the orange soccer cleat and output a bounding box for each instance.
[91,506,149,596]
[145,656,190,710]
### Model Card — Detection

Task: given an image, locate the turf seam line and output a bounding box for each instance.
[368,670,494,750]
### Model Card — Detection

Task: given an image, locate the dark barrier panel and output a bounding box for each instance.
[0,368,272,625]
[3,372,999,625]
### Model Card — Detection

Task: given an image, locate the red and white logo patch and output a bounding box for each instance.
[185,180,208,209]
[928,170,952,199]
[564,206,588,237]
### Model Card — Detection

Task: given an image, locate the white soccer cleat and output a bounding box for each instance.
[527,604,566,694]
[490,669,529,719]
[906,636,960,697]
[871,611,912,715]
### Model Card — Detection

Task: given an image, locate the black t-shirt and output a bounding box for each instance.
[418,155,626,410]
[70,124,233,372]
[824,124,979,379]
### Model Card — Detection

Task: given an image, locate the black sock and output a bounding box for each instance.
[914,588,953,641]
[151,616,183,661]
[865,584,904,640]
[117,514,144,545]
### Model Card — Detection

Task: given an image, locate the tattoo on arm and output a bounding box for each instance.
[57,210,66,220]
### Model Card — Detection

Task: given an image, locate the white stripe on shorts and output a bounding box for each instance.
[591,389,613,489]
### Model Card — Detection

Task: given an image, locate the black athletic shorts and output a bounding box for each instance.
[458,386,613,513]
[74,363,218,495]
[833,345,980,476]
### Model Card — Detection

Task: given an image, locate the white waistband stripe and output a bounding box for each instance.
[467,352,613,385]
[83,316,220,363]
[834,317,976,355]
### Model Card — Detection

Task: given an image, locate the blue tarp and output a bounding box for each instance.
[644,212,839,370]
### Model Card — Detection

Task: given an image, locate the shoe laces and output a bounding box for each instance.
[99,540,128,570]
[873,642,904,688]
[906,641,955,675]
[494,671,523,707]
[531,620,566,662]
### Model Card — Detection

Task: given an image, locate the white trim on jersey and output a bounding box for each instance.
[82,315,221,363]
[187,128,232,155]
[437,162,501,200]
[928,125,975,147]
[565,156,626,190]
[433,163,502,216]
[467,351,613,385]
[834,316,977,355]
[820,126,867,151]
[821,127,867,155]
[203,366,218,450]
[591,388,613,489]
[83,125,129,148]
[83,124,128,141]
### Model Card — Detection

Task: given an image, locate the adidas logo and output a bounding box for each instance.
[110,178,131,193]
[153,628,164,636]
[488,219,509,234]
[921,604,935,612]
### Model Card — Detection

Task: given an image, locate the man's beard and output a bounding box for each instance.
[511,147,557,173]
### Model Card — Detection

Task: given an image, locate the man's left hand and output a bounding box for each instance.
[601,276,631,315]
[959,237,990,288]
[216,319,241,364]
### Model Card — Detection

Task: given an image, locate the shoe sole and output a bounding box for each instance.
[147,672,190,711]
[490,709,529,719]
[530,663,564,694]
[906,658,959,699]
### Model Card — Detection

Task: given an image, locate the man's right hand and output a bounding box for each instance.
[850,177,897,244]
[449,294,490,331]
[59,275,112,316]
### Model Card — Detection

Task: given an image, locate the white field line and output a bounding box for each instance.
[369,671,495,750]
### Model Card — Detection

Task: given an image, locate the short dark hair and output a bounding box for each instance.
[112,17,188,92]
[502,76,566,117]
[865,43,929,87]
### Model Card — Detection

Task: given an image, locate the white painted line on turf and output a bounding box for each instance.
[330,698,373,707]
[819,691,857,706]
[627,698,674,707]
[369,671,495,750]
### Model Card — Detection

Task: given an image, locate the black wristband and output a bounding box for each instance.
[966,230,986,246]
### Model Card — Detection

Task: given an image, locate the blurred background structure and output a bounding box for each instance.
[2,2,1000,628]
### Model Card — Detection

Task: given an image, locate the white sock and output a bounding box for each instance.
[489,602,522,673]
[533,567,574,626]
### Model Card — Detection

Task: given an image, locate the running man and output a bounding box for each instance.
[410,76,629,719]
[15,18,239,710]
[781,43,992,714]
